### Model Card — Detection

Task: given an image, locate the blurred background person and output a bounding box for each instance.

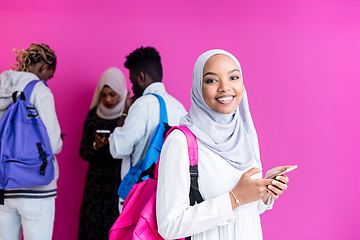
[78,67,127,240]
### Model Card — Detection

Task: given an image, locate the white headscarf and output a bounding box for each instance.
[90,67,127,120]
[180,49,261,170]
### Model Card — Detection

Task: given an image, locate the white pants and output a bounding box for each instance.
[0,198,55,240]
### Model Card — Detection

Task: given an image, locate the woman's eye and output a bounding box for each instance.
[110,93,117,97]
[204,78,216,84]
[230,76,239,80]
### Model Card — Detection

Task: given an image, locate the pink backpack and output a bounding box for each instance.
[109,126,203,240]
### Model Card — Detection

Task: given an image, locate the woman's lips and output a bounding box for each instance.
[215,95,235,104]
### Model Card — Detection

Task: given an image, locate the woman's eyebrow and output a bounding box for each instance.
[203,72,217,78]
[203,69,239,78]
[229,69,240,74]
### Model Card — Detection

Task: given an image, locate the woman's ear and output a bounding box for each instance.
[39,63,50,74]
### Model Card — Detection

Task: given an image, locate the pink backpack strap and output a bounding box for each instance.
[154,126,198,179]
[156,126,203,207]
[153,126,199,179]
[168,126,198,166]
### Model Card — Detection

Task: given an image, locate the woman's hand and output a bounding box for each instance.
[94,134,109,149]
[261,166,290,203]
[231,168,273,209]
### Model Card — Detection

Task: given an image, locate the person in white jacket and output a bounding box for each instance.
[0,43,63,240]
[109,46,187,210]
[156,49,291,240]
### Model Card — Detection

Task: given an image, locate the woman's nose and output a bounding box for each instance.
[105,96,112,103]
[218,79,231,92]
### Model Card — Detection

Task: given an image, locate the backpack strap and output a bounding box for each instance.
[159,126,204,206]
[23,80,48,101]
[147,93,170,130]
[175,126,204,206]
[22,80,48,118]
[166,126,203,240]
[23,80,49,175]
[10,79,43,104]
[37,143,48,176]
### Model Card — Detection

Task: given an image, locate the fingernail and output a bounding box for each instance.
[276,176,281,180]
[272,180,277,185]
[268,185,272,189]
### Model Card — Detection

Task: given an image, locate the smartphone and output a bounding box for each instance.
[266,165,298,179]
[95,130,111,138]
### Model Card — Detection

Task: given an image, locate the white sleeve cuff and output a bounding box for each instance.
[258,196,274,214]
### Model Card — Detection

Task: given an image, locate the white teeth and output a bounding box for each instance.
[217,96,233,101]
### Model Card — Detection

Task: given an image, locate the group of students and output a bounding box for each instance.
[0,43,291,240]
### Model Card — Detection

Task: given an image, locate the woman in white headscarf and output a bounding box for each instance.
[78,67,127,240]
[156,50,291,240]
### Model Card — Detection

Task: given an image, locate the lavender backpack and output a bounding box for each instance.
[109,126,203,240]
[0,80,54,204]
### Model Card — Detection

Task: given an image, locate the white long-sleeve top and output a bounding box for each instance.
[156,129,273,240]
[109,82,187,167]
[0,70,63,199]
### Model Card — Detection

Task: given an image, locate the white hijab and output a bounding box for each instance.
[180,49,261,170]
[90,67,127,120]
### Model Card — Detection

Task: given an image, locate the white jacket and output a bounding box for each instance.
[109,82,187,166]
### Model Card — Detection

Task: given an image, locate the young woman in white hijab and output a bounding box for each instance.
[78,67,127,240]
[156,50,291,240]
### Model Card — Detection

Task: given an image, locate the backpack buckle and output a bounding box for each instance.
[189,165,198,181]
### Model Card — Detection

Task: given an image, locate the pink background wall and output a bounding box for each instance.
[1,0,359,239]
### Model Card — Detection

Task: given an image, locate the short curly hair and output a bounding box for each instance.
[124,46,163,82]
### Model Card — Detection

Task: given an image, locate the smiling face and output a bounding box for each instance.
[100,86,121,109]
[202,54,244,114]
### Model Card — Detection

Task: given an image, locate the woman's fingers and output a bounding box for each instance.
[267,177,289,199]
[270,180,286,191]
[275,175,289,184]
[267,188,279,200]
[94,134,109,148]
[267,186,282,199]
[103,138,109,145]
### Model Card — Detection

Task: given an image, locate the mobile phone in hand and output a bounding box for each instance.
[95,130,111,138]
[266,165,298,179]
